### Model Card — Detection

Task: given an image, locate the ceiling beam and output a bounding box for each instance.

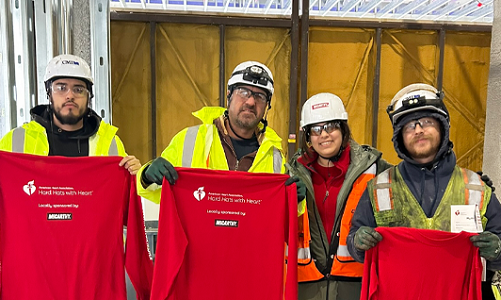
[451,0,493,21]
[340,0,364,17]
[377,0,406,18]
[415,0,450,20]
[321,0,341,16]
[358,0,385,17]
[396,0,428,19]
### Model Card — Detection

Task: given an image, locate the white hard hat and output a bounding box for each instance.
[227,61,274,97]
[387,83,448,125]
[44,54,93,84]
[300,93,348,129]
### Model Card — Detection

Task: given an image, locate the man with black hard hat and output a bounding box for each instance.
[346,83,501,299]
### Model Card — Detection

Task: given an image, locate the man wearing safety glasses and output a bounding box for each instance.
[137,61,287,204]
[0,54,141,174]
[346,83,501,299]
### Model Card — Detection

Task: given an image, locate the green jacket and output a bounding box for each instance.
[137,106,286,204]
[287,140,391,300]
[369,165,490,230]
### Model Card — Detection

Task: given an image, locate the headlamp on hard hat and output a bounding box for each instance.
[233,65,273,97]
[387,91,445,123]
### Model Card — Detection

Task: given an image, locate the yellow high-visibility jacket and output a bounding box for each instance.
[0,119,127,157]
[137,107,286,204]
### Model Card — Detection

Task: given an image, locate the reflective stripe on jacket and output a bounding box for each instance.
[137,107,286,204]
[297,163,377,282]
[368,165,491,230]
[0,120,126,156]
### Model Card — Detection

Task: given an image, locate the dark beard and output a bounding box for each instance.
[53,107,87,125]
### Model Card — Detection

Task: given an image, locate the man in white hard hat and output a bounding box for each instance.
[346,83,501,299]
[137,61,288,204]
[0,54,141,174]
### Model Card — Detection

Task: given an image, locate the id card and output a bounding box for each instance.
[450,204,483,233]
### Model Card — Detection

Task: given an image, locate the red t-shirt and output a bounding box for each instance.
[0,151,153,300]
[151,167,297,300]
[361,227,482,300]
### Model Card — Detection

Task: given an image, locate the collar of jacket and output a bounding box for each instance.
[399,150,456,178]
[192,106,283,151]
[30,104,102,139]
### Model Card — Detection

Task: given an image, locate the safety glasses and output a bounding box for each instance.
[310,121,341,136]
[234,86,268,104]
[51,83,89,98]
[402,117,436,134]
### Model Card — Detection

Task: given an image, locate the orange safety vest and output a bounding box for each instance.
[297,163,377,282]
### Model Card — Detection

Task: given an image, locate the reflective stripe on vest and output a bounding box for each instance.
[330,163,376,278]
[298,163,377,282]
[297,206,324,282]
[334,164,377,260]
[108,137,119,156]
[373,168,393,212]
[182,125,201,167]
[373,167,484,213]
[12,127,26,153]
[273,148,282,174]
[461,168,485,207]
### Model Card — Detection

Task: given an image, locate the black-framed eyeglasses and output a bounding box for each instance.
[310,121,341,136]
[402,117,436,133]
[51,83,89,98]
[234,86,268,104]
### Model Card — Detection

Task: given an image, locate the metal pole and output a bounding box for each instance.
[299,0,309,111]
[437,28,445,91]
[288,0,299,157]
[371,28,382,148]
[150,21,157,158]
[219,24,226,107]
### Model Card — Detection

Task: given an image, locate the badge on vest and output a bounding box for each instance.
[450,204,483,233]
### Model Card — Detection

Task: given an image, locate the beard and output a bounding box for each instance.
[406,136,440,160]
[53,104,88,125]
[234,105,262,130]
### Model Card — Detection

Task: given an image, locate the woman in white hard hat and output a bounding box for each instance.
[287,92,391,300]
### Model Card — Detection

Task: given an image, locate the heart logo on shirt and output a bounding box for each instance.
[193,187,206,201]
[23,180,36,196]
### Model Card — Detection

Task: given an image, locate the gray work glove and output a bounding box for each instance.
[354,226,383,251]
[470,231,501,261]
[143,157,178,185]
[285,176,307,203]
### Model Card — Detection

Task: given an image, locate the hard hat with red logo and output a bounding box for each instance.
[300,93,348,129]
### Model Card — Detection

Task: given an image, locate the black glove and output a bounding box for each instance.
[354,226,383,251]
[477,171,495,192]
[143,157,178,185]
[285,176,307,203]
[470,231,501,261]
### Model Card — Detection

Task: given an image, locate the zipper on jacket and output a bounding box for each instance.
[221,136,241,170]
